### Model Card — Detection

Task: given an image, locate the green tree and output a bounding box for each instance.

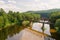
[0,8,41,28]
[0,8,8,27]
[0,16,4,28]
[8,11,15,24]
[55,19,60,33]
[50,11,60,28]
[50,11,60,23]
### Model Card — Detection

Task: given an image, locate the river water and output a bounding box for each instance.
[0,21,53,40]
[32,21,51,35]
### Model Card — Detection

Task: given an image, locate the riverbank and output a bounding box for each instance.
[0,24,30,40]
[50,29,60,40]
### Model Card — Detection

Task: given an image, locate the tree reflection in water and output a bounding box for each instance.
[0,25,23,40]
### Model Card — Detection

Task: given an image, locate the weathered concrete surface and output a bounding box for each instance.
[20,28,44,40]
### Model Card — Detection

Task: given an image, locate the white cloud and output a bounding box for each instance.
[0,0,22,12]
[19,0,51,11]
[6,4,21,11]
[34,0,40,2]
[8,0,16,4]
[21,0,60,11]
[49,0,59,4]
[0,0,60,12]
[0,0,5,4]
[0,1,21,12]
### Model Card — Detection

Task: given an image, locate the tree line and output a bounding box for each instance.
[50,11,60,33]
[1,8,60,34]
[0,8,41,29]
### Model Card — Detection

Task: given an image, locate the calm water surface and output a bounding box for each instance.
[32,22,51,35]
[0,25,24,40]
[0,22,55,40]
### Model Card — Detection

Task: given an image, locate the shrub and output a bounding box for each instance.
[22,21,30,26]
[55,19,60,33]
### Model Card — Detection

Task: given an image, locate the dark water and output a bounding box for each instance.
[0,25,24,40]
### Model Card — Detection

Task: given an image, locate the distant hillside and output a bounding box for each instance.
[25,9,60,18]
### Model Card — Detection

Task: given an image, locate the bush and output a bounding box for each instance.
[22,21,30,26]
[55,19,60,33]
[0,16,4,28]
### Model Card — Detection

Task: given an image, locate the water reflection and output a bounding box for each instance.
[32,23,43,32]
[0,25,23,40]
[44,24,51,35]
[0,23,56,40]
[32,22,51,35]
[6,30,24,40]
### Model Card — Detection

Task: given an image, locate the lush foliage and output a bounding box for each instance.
[22,21,30,26]
[50,11,60,33]
[55,19,60,33]
[50,12,60,23]
[0,8,41,29]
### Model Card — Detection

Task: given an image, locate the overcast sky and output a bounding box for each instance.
[0,0,60,12]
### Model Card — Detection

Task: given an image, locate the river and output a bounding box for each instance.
[32,20,51,35]
[0,20,55,40]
